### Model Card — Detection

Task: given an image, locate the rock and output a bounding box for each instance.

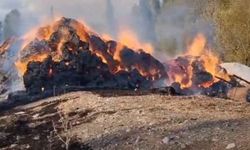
[162,137,170,144]
[26,144,31,149]
[126,128,131,133]
[32,113,40,119]
[226,143,236,149]
[33,135,40,140]
[212,138,219,142]
[15,111,25,115]
[135,136,140,144]
[162,135,178,144]
[16,135,21,141]
[180,143,187,149]
[10,144,17,148]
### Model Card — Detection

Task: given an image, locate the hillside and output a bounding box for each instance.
[1,91,250,149]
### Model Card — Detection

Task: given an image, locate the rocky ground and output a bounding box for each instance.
[0,90,250,150]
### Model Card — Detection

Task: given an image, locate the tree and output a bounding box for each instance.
[131,0,157,43]
[151,0,163,15]
[213,0,250,66]
[157,0,250,66]
[3,9,21,40]
[106,0,117,37]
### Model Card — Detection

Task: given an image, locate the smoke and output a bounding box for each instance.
[155,1,215,57]
[0,0,140,93]
[106,0,117,37]
[0,0,137,35]
[130,0,157,43]
[0,0,215,52]
[0,0,216,92]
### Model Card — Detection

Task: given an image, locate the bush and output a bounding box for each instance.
[157,0,250,66]
[213,0,250,66]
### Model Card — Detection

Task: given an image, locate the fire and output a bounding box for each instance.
[74,19,92,41]
[168,33,230,89]
[113,43,124,61]
[20,21,56,50]
[186,33,206,56]
[102,27,154,55]
[17,18,170,93]
[186,34,220,78]
[95,53,108,64]
[200,79,216,88]
[168,61,194,89]
[16,18,164,82]
[0,37,16,55]
[16,18,89,75]
[15,17,232,95]
[102,33,113,41]
[117,28,153,54]
[15,53,48,75]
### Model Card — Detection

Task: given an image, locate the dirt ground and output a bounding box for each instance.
[0,90,250,150]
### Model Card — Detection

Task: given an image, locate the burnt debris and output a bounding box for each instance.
[21,17,167,95]
[14,17,241,100]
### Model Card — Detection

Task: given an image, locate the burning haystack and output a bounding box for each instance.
[14,17,242,98]
[16,18,167,95]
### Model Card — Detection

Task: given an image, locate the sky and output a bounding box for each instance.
[0,0,136,32]
[0,0,214,54]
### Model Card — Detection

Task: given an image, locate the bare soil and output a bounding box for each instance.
[0,90,250,150]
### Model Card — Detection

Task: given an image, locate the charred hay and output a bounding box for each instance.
[22,18,166,94]
[15,17,240,100]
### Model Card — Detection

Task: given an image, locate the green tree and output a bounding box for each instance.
[214,0,250,66]
[158,0,250,66]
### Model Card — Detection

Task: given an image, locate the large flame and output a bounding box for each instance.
[117,27,153,55]
[15,53,48,75]
[168,33,230,89]
[0,37,16,55]
[15,18,230,92]
[16,18,92,75]
[15,18,161,81]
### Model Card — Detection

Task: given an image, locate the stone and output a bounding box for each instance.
[14,111,25,115]
[32,113,39,119]
[162,137,170,144]
[226,143,236,149]
[33,135,40,140]
[10,144,17,148]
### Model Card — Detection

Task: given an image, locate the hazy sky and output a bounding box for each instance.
[0,0,136,32]
[0,0,136,19]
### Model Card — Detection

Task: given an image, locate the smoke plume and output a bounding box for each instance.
[0,0,216,92]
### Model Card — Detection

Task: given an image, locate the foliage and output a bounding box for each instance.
[213,0,250,66]
[157,0,250,66]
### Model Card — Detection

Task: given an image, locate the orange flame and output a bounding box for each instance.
[15,53,48,75]
[186,33,206,56]
[16,17,230,91]
[117,27,153,55]
[169,33,230,89]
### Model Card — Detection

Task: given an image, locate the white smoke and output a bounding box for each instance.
[0,0,215,52]
[0,0,140,93]
[0,0,216,93]
[0,0,137,35]
[155,1,215,57]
